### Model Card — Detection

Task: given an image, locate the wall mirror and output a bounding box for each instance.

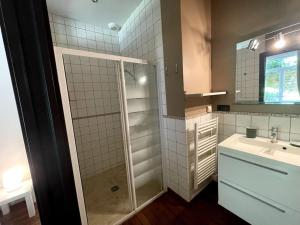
[235,23,300,104]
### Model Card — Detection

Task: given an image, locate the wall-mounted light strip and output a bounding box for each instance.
[186,91,227,97]
[274,32,286,49]
[266,27,300,41]
[201,91,227,97]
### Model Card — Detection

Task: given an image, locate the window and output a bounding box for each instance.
[262,50,300,103]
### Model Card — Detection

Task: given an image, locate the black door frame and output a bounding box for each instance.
[0,0,81,224]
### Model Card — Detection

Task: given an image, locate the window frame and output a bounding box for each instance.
[259,47,300,103]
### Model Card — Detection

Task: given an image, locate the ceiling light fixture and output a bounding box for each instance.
[274,32,286,49]
[91,0,98,3]
[247,39,260,51]
[138,76,147,85]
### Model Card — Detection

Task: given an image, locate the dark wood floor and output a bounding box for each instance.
[0,182,248,225]
[0,202,40,225]
[123,182,249,225]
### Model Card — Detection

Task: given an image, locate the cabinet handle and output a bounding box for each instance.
[220,180,286,213]
[175,64,178,73]
[220,153,288,175]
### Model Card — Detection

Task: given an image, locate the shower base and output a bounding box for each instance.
[82,164,162,225]
[83,164,130,225]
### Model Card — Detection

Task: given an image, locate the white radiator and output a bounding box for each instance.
[194,117,218,190]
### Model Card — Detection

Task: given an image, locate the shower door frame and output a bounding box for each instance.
[54,46,165,225]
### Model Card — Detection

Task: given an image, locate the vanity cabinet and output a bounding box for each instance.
[218,146,300,225]
[219,180,300,225]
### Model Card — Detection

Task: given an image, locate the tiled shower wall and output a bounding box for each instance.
[48,13,124,179]
[236,35,265,102]
[63,55,124,179]
[48,13,120,54]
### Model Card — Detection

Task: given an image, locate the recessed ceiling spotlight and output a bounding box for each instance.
[91,0,98,3]
[108,22,121,31]
[274,32,286,49]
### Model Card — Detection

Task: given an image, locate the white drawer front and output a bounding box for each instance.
[218,150,300,212]
[219,180,300,225]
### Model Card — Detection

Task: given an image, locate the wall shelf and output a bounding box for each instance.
[185,91,227,97]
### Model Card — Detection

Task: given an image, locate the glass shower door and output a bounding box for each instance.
[122,62,163,207]
[56,52,133,225]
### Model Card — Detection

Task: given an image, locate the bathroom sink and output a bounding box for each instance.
[218,134,300,225]
[219,134,300,167]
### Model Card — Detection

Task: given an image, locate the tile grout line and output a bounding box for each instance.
[72,111,121,120]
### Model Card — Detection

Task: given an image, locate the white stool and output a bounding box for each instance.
[0,179,35,217]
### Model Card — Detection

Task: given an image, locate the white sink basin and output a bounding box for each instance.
[219,134,300,167]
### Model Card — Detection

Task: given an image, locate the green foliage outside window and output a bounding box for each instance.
[264,51,300,103]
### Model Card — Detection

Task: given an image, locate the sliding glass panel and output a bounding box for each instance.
[123,62,163,207]
[62,54,132,225]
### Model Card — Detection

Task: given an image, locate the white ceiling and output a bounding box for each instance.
[46,0,142,28]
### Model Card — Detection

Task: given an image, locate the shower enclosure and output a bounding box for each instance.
[54,47,163,225]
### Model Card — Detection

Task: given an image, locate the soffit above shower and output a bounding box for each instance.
[46,0,142,28]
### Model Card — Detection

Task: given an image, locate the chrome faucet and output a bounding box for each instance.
[270,127,278,143]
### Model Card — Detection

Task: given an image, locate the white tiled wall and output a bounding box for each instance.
[163,117,189,201]
[119,0,166,116]
[236,35,265,102]
[163,113,215,202]
[48,13,120,54]
[215,111,300,143]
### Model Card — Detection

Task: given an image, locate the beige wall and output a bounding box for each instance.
[181,0,211,95]
[211,0,300,114]
[161,0,212,116]
[0,29,31,187]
